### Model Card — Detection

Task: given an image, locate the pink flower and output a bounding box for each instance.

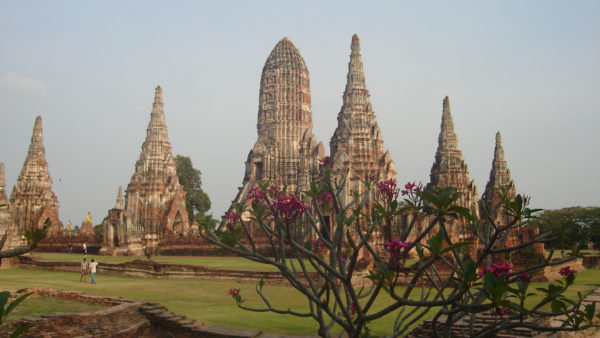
[401,181,423,197]
[351,303,356,314]
[516,272,531,283]
[269,194,311,225]
[319,156,330,163]
[317,192,333,205]
[376,179,398,201]
[309,239,326,251]
[559,266,576,278]
[383,240,413,260]
[225,212,240,224]
[228,288,240,296]
[267,184,280,197]
[496,307,511,316]
[479,263,512,278]
[248,186,264,201]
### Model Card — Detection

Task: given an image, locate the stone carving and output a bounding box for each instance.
[9,116,63,239]
[224,37,324,235]
[425,97,479,240]
[100,87,189,255]
[328,34,396,206]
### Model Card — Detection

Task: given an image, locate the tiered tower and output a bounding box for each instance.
[106,86,189,255]
[0,163,20,251]
[482,132,516,225]
[227,37,324,230]
[9,116,63,238]
[427,97,479,238]
[115,186,124,210]
[329,34,396,205]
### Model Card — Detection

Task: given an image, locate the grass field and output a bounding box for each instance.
[2,264,600,336]
[3,297,106,323]
[29,252,316,272]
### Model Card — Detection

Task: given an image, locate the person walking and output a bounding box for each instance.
[80,258,89,282]
[89,258,98,284]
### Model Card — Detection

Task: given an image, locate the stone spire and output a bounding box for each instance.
[224,37,324,233]
[115,186,124,210]
[427,97,479,222]
[0,162,20,250]
[482,131,516,224]
[114,86,189,254]
[103,86,189,254]
[9,116,63,236]
[329,34,396,204]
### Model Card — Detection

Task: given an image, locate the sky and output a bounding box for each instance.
[0,1,598,227]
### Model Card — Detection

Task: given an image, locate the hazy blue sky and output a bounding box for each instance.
[1,1,598,227]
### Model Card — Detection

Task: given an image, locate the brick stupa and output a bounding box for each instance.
[224,37,325,235]
[426,97,479,240]
[0,163,20,251]
[481,132,517,225]
[9,116,63,239]
[101,87,189,255]
[328,34,396,205]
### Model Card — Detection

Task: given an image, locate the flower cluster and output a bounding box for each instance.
[228,288,240,296]
[267,184,280,197]
[317,191,333,206]
[310,239,326,251]
[559,266,577,278]
[479,263,512,278]
[270,194,311,225]
[496,307,511,316]
[318,156,330,163]
[515,272,531,283]
[376,178,399,202]
[225,211,240,225]
[383,240,413,260]
[248,186,264,201]
[401,181,423,196]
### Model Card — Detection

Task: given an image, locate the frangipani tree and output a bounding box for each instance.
[202,172,597,337]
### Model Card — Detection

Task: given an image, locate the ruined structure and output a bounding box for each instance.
[481,132,516,225]
[0,163,21,250]
[9,116,63,239]
[328,34,396,206]
[79,212,95,236]
[225,37,324,234]
[424,97,480,240]
[100,87,189,255]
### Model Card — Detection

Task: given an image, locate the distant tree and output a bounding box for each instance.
[533,207,600,249]
[195,213,218,230]
[174,155,211,222]
[94,224,103,237]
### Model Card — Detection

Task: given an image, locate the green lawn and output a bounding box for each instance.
[3,297,106,323]
[2,266,600,336]
[29,252,315,272]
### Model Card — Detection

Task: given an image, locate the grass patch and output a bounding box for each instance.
[3,297,106,323]
[29,253,315,272]
[2,267,599,335]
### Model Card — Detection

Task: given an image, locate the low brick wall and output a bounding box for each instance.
[0,288,297,337]
[16,255,318,286]
[34,235,103,255]
[582,255,600,268]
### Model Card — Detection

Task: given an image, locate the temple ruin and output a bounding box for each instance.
[327,34,396,206]
[8,116,63,241]
[225,37,325,236]
[100,86,189,255]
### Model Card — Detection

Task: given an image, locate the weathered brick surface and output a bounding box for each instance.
[0,288,318,337]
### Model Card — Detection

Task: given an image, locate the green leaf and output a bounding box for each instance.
[4,292,32,318]
[0,291,9,322]
[9,322,36,338]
